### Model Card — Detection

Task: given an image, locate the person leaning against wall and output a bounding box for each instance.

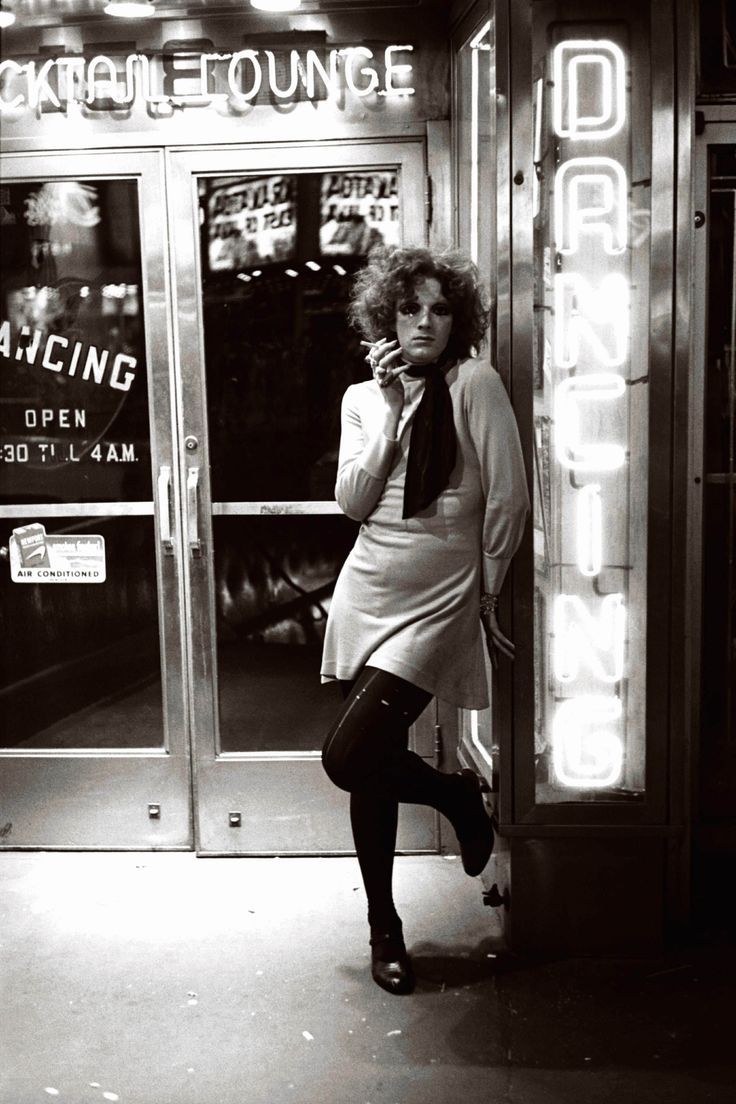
[320,245,529,995]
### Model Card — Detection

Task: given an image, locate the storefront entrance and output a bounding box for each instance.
[0,141,438,854]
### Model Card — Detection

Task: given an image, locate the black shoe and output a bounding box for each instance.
[453,769,494,877]
[369,924,415,996]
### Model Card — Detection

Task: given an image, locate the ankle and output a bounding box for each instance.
[368,909,402,937]
[370,925,408,966]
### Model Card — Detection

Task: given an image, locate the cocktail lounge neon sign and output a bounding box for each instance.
[0,44,415,113]
[549,39,631,789]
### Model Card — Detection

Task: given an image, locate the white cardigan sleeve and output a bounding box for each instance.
[466,364,530,593]
[334,385,397,521]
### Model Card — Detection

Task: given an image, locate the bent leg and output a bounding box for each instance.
[322,666,429,793]
[323,668,493,952]
[322,666,464,820]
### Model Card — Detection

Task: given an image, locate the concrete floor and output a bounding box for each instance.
[2,852,734,1104]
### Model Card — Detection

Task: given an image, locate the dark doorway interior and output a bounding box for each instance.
[695,141,736,938]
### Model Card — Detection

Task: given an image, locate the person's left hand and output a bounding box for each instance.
[481,610,515,670]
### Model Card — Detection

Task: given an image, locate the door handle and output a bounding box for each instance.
[187,466,202,557]
[157,465,174,556]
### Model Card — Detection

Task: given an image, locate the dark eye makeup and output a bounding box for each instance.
[397,300,452,317]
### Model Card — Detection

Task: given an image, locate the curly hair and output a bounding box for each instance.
[348,246,490,361]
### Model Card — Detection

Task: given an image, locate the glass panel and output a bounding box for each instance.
[215,515,355,753]
[199,169,402,752]
[460,652,495,777]
[455,18,495,291]
[701,145,736,807]
[530,5,650,801]
[0,516,164,750]
[200,170,400,502]
[701,485,736,805]
[0,179,151,504]
[705,146,736,475]
[455,16,496,771]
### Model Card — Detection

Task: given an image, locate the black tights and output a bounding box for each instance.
[322,666,466,932]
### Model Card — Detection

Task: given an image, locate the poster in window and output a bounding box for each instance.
[320,172,400,256]
[205,176,296,271]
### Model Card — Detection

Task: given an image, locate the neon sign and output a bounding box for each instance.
[552,41,625,140]
[0,44,415,114]
[548,37,635,792]
[552,697,624,788]
[554,158,627,255]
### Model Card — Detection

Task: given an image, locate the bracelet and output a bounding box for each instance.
[480,592,499,616]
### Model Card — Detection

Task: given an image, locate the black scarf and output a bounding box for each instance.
[402,360,457,519]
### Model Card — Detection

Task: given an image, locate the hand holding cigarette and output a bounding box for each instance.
[361,338,407,423]
[361,339,408,388]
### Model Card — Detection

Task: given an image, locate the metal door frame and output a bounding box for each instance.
[0,139,443,854]
[166,138,436,855]
[0,148,192,848]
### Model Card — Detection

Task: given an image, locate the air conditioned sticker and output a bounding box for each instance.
[9,522,106,583]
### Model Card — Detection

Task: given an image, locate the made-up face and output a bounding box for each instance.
[394,277,453,366]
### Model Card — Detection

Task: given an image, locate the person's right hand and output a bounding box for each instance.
[365,338,408,424]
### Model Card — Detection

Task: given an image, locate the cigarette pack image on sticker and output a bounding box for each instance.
[9,523,106,583]
[12,522,51,567]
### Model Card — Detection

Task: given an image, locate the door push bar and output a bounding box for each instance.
[187,466,202,557]
[157,465,174,556]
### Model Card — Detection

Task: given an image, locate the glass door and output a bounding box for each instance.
[168,141,438,854]
[692,125,736,888]
[0,151,191,848]
[454,10,498,788]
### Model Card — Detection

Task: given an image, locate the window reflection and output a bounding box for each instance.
[455,21,494,288]
[199,171,401,503]
[199,169,403,754]
[0,516,163,750]
[0,179,151,504]
[215,515,355,754]
[455,19,496,775]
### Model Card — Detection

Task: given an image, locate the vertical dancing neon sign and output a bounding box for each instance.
[549,39,631,789]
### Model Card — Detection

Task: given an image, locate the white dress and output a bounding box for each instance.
[320,355,529,709]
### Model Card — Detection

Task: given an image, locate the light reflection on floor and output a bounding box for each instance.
[3,849,734,1104]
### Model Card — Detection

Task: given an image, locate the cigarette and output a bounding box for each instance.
[359,341,373,348]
